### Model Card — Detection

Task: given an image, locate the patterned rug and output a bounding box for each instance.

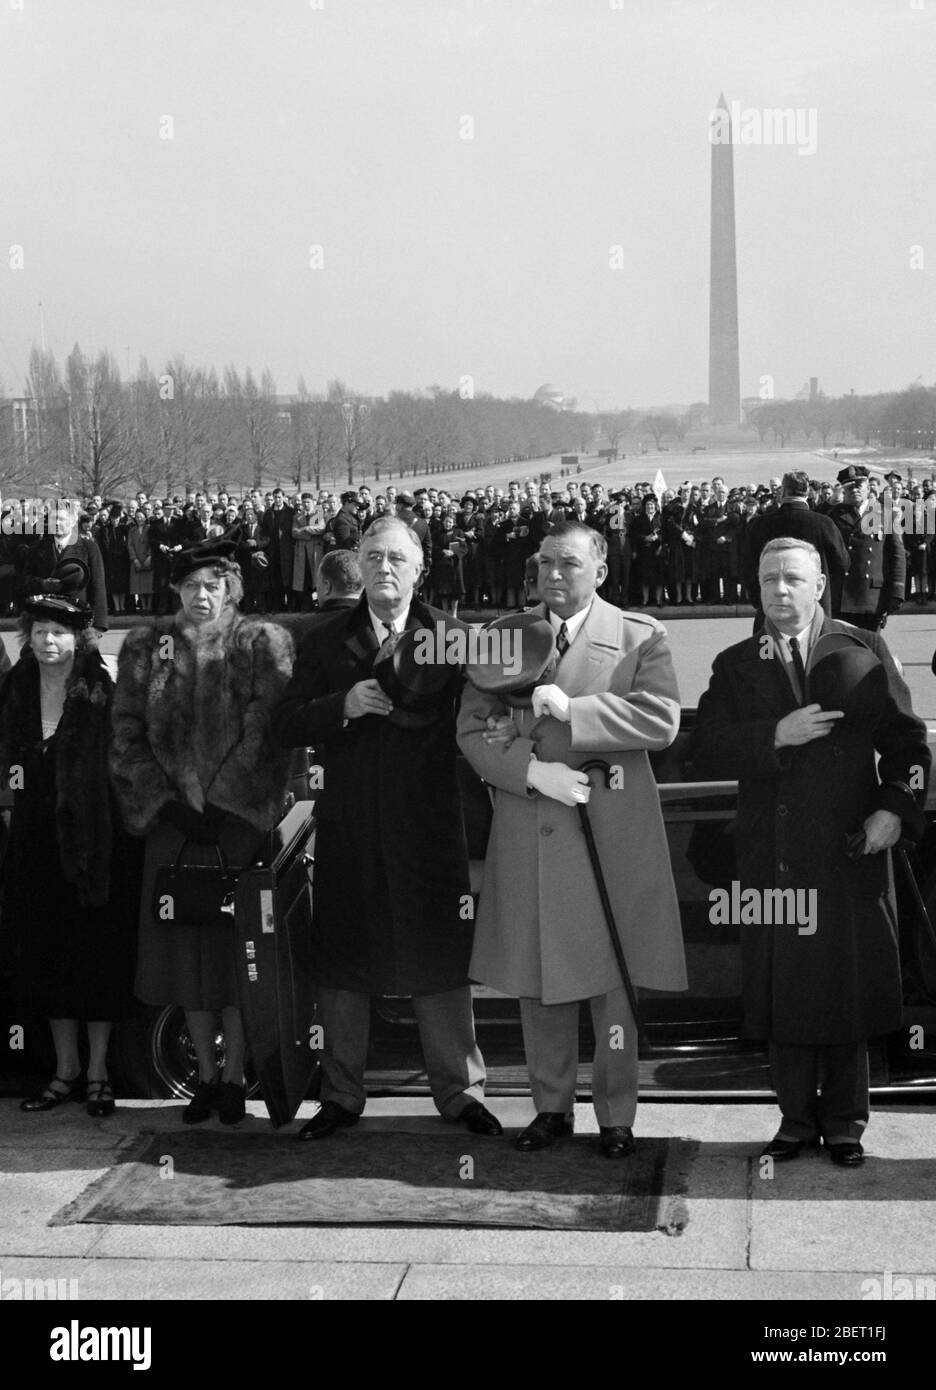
[52,1130,695,1232]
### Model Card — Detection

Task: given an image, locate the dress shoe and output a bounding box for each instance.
[760,1135,821,1162]
[296,1100,360,1141]
[217,1081,246,1126]
[85,1080,116,1118]
[514,1111,574,1152]
[182,1079,219,1125]
[20,1074,83,1112]
[828,1142,864,1168]
[452,1100,503,1137]
[599,1125,635,1159]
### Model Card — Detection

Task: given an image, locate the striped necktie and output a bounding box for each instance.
[556,622,570,659]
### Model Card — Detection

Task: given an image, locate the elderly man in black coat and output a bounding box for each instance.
[691,537,929,1168]
[272,516,501,1140]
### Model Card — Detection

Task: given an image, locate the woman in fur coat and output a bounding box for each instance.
[0,585,139,1117]
[110,538,294,1126]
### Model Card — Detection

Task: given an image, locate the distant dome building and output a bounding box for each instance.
[533,383,568,411]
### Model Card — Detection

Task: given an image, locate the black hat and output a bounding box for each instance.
[808,631,888,727]
[464,613,558,707]
[837,464,870,485]
[373,625,458,729]
[883,471,903,485]
[169,538,239,584]
[23,558,93,629]
[340,490,359,504]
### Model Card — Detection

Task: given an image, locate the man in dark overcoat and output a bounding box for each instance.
[691,537,929,1167]
[19,500,108,632]
[828,465,905,631]
[743,470,849,619]
[272,516,501,1140]
[259,487,295,612]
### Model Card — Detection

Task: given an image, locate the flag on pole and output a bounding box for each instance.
[652,469,667,502]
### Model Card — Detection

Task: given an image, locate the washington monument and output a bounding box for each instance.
[709,93,740,425]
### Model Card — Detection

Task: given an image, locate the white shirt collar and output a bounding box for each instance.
[547,598,593,646]
[369,606,408,643]
[777,622,813,663]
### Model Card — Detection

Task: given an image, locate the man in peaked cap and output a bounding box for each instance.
[828,465,905,630]
[272,516,501,1141]
[692,537,929,1167]
[458,521,687,1159]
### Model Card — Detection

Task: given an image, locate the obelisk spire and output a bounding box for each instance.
[709,94,740,426]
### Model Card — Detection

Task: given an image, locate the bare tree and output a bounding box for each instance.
[641,412,679,450]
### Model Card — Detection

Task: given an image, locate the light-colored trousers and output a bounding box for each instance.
[519,987,639,1128]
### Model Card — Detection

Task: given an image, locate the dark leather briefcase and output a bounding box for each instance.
[233,800,319,1127]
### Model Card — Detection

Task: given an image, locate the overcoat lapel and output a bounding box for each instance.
[342,598,380,671]
[557,597,623,697]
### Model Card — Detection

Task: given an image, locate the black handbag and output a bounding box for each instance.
[151,839,238,928]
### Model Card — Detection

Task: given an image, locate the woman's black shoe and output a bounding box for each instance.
[86,1080,116,1118]
[182,1079,219,1125]
[20,1075,83,1112]
[217,1081,246,1125]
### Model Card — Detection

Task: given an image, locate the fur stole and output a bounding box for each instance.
[110,609,295,835]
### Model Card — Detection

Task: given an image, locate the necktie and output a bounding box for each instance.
[789,636,807,702]
[556,622,570,659]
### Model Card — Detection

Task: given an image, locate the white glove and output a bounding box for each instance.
[527,759,591,806]
[531,683,571,722]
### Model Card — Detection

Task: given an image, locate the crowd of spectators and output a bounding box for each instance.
[1,465,934,621]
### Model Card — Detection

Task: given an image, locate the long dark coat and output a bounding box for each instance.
[743,500,850,613]
[20,535,108,630]
[259,504,296,587]
[827,502,906,621]
[271,597,473,997]
[0,649,139,1019]
[690,616,929,1045]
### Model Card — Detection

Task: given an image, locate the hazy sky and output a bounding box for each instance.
[1,0,934,409]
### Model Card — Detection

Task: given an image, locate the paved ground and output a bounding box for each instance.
[1,1096,934,1304]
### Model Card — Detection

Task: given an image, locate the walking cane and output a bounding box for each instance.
[576,759,648,1050]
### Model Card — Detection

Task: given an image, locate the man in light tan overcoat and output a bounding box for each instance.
[458,521,687,1158]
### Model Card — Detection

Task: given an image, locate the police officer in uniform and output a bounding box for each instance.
[828,465,905,632]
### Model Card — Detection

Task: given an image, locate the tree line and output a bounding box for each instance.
[0,346,604,499]
[1,344,934,498]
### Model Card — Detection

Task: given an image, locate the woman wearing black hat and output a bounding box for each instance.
[0,576,138,1117]
[110,540,294,1125]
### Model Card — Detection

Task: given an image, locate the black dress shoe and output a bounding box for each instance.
[828,1142,864,1167]
[514,1111,574,1152]
[182,1079,219,1125]
[217,1081,246,1125]
[760,1135,821,1161]
[296,1100,360,1141]
[86,1080,116,1118]
[599,1125,635,1159]
[20,1074,83,1113]
[453,1101,503,1137]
